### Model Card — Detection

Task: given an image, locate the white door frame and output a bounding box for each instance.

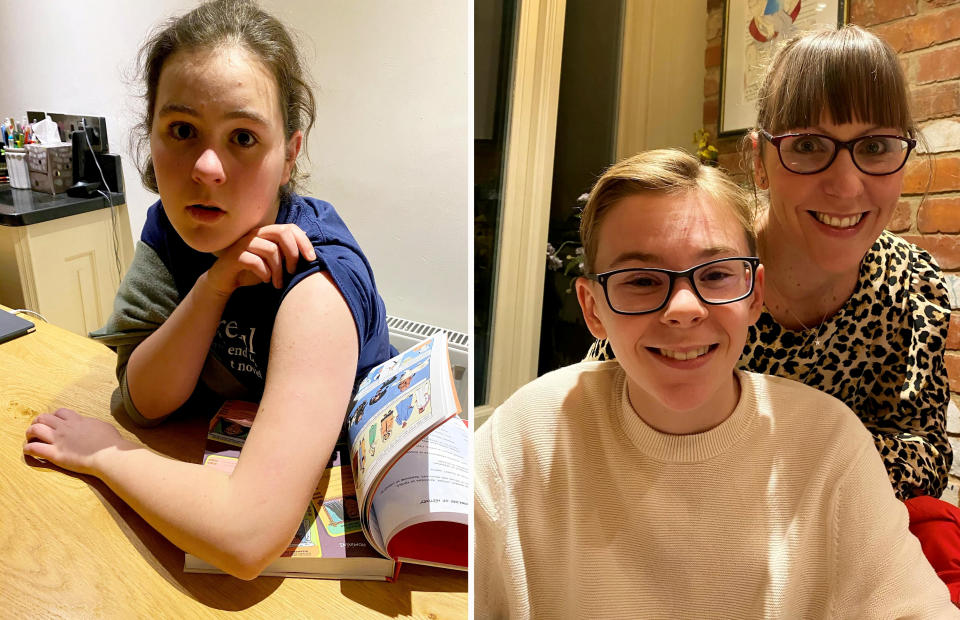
[476,0,566,425]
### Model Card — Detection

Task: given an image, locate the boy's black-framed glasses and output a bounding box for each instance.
[759,128,915,176]
[584,257,760,315]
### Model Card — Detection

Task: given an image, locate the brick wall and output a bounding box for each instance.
[704,0,960,502]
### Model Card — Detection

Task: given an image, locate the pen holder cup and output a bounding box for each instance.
[5,148,29,189]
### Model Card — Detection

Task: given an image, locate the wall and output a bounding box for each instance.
[703,0,960,499]
[0,0,467,333]
[616,0,708,159]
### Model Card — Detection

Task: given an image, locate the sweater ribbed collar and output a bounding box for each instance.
[615,367,758,463]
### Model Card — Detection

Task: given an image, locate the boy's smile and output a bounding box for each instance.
[651,344,717,365]
[576,191,764,435]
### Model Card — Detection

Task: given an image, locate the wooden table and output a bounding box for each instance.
[0,311,467,618]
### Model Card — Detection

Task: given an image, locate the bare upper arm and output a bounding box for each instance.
[226,271,359,552]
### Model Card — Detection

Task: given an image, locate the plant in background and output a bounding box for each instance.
[546,193,588,294]
[546,241,584,291]
[541,196,593,367]
[695,128,719,165]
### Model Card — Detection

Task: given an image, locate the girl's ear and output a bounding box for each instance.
[751,132,769,190]
[281,130,303,185]
[575,276,608,340]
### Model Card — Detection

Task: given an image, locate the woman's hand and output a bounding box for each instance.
[204,224,318,297]
[23,408,129,476]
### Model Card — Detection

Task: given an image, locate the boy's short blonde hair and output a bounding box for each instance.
[580,149,756,273]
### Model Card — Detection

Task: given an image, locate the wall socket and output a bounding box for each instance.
[26,111,109,153]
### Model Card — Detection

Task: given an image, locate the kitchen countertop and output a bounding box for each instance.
[0,186,125,226]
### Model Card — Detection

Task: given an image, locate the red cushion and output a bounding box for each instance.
[907,495,960,604]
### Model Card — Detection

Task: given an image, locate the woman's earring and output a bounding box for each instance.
[755,169,768,189]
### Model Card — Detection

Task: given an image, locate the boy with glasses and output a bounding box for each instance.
[583,25,960,603]
[473,149,956,618]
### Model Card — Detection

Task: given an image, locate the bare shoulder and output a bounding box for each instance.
[274,271,357,345]
[260,270,359,418]
[236,270,359,490]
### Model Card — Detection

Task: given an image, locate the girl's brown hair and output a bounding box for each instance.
[580,149,756,273]
[133,0,316,196]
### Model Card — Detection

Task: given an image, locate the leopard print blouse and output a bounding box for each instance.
[585,231,952,500]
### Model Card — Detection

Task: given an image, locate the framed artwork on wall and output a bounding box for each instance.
[719,0,848,136]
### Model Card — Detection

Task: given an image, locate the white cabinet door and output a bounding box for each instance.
[0,204,133,336]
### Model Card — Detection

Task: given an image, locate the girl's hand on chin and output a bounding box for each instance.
[204,224,318,297]
[23,408,128,476]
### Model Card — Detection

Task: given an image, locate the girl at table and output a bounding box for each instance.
[23,0,393,579]
[475,148,956,617]
[586,25,960,600]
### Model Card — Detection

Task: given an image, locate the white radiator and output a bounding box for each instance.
[386,315,469,415]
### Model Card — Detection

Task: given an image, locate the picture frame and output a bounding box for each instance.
[719,0,848,136]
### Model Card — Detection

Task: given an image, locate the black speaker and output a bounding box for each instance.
[93,153,124,194]
[71,129,91,184]
[71,129,123,193]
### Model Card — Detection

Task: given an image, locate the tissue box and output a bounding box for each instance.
[26,142,72,195]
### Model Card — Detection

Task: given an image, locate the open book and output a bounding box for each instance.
[347,331,467,571]
[183,332,466,579]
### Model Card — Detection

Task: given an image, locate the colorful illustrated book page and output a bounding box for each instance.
[345,332,468,571]
[184,332,467,579]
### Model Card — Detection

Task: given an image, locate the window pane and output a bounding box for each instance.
[474,0,517,405]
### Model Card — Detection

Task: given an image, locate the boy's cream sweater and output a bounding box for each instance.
[474,361,958,619]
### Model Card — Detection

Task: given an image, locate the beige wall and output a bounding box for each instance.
[617,0,708,158]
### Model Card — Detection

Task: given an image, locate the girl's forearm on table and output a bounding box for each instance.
[93,440,300,579]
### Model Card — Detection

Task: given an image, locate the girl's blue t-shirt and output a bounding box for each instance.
[140,193,396,396]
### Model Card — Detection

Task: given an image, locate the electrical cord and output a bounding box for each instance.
[98,189,123,282]
[80,117,123,283]
[9,308,47,322]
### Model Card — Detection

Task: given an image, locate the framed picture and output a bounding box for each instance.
[719,0,848,136]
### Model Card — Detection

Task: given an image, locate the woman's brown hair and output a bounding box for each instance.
[755,25,914,136]
[745,25,930,198]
